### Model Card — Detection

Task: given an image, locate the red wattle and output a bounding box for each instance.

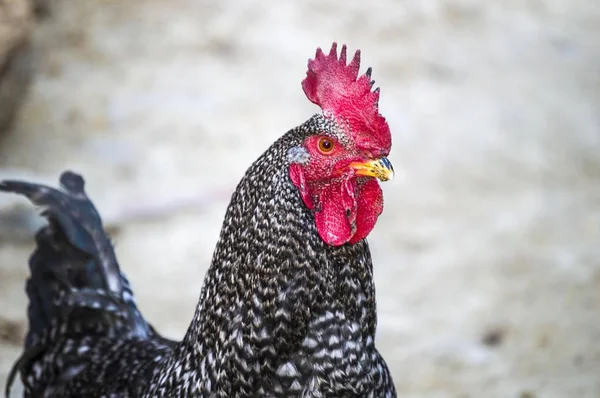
[348,178,383,244]
[313,177,357,246]
[290,166,384,247]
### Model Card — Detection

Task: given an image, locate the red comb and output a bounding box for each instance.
[302,43,391,153]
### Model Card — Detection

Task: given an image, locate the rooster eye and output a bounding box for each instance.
[317,137,334,154]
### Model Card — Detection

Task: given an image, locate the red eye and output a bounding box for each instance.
[317,137,334,154]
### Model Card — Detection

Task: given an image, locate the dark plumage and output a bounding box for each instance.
[2,43,397,397]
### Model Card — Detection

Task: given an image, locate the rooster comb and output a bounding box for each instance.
[301,42,391,152]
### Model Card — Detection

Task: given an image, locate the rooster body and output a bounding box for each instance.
[2,44,397,397]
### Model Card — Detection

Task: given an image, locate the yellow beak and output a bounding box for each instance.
[349,157,394,182]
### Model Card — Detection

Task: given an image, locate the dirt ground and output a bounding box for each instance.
[0,0,599,396]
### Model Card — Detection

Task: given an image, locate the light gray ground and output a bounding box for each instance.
[0,0,599,397]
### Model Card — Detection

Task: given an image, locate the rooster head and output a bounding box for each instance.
[288,42,393,247]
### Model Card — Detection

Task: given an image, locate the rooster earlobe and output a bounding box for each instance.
[289,163,314,210]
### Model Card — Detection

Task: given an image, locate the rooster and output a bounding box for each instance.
[2,42,396,397]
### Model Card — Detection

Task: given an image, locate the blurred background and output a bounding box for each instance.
[0,0,599,396]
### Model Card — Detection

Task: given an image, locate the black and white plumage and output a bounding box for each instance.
[2,43,397,397]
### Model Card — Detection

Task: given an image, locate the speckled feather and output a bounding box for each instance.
[1,75,396,398]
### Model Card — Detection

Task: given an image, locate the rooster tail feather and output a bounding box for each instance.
[0,171,151,348]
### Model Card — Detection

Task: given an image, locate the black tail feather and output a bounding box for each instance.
[1,171,123,294]
[2,171,156,397]
[0,170,152,346]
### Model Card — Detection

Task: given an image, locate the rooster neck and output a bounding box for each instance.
[173,123,378,393]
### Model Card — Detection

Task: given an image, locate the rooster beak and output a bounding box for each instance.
[349,157,394,182]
